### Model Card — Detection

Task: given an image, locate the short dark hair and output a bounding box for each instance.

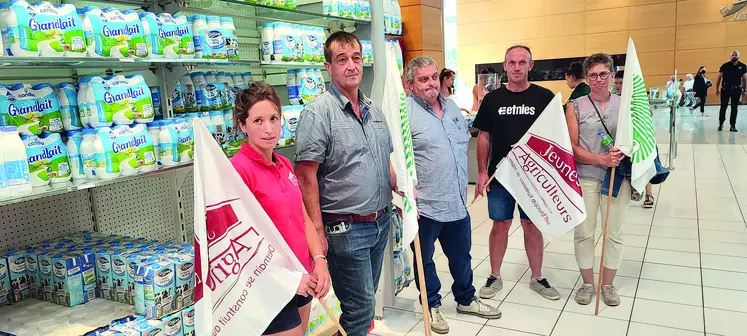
[583,53,614,74]
[565,62,584,80]
[324,31,361,63]
[615,70,624,79]
[233,82,282,128]
[505,45,532,62]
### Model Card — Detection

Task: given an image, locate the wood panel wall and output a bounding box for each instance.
[456,0,747,104]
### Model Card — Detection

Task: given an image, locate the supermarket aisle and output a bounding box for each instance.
[372,143,747,336]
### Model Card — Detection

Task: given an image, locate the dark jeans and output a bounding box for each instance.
[325,210,390,336]
[719,87,742,127]
[693,92,707,113]
[410,214,476,308]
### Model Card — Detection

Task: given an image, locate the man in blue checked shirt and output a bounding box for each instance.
[405,56,501,335]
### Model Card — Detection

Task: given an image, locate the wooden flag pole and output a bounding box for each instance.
[470,170,498,205]
[318,297,347,336]
[413,233,432,336]
[595,166,616,316]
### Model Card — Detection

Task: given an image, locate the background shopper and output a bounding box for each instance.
[715,50,747,132]
[406,57,501,334]
[472,45,561,302]
[614,70,624,94]
[439,68,456,98]
[564,53,630,307]
[692,66,710,114]
[565,61,591,109]
[471,69,489,112]
[294,31,394,336]
[230,83,331,336]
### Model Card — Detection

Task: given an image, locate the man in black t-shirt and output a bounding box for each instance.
[716,50,747,132]
[472,45,560,302]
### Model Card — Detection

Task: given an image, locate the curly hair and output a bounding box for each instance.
[582,53,614,74]
[233,82,282,130]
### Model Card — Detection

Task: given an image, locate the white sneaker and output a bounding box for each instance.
[456,297,502,319]
[429,306,449,334]
[479,275,503,299]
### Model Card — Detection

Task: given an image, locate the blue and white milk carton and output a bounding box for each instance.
[38,250,55,302]
[0,255,10,306]
[182,305,195,336]
[172,252,194,310]
[162,311,184,336]
[6,250,28,302]
[95,248,115,300]
[52,253,85,307]
[143,260,176,318]
[24,248,39,299]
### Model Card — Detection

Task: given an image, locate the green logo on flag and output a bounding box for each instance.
[398,91,416,212]
[630,74,656,163]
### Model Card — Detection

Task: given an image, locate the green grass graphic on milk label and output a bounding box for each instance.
[92,75,153,125]
[131,124,157,171]
[6,83,63,136]
[96,125,148,176]
[87,8,147,58]
[6,1,86,57]
[21,133,71,186]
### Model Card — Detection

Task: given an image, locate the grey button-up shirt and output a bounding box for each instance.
[408,94,470,222]
[295,82,393,215]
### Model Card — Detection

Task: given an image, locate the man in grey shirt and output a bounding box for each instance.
[406,57,501,334]
[295,31,394,336]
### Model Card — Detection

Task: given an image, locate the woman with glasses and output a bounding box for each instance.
[564,53,630,308]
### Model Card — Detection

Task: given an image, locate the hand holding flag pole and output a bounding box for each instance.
[470,171,498,205]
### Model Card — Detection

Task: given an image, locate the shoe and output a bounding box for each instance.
[643,195,654,208]
[574,284,594,305]
[530,278,561,300]
[731,126,738,132]
[429,306,449,334]
[457,297,502,319]
[601,285,621,306]
[718,125,724,131]
[631,190,643,202]
[479,275,503,299]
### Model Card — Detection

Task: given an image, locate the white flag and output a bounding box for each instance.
[616,38,657,193]
[382,43,418,245]
[192,118,305,336]
[495,93,587,238]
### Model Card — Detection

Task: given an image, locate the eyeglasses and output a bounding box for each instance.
[587,72,611,81]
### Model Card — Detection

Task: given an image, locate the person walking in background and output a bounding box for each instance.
[230,83,331,336]
[294,31,395,336]
[473,45,561,302]
[565,61,591,109]
[715,50,747,132]
[564,53,630,307]
[683,74,696,107]
[405,57,501,334]
[471,69,489,112]
[692,66,710,115]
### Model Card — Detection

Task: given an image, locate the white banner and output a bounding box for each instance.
[382,43,419,245]
[192,118,305,336]
[495,93,587,238]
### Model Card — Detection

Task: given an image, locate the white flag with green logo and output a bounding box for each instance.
[616,38,657,193]
[382,44,419,245]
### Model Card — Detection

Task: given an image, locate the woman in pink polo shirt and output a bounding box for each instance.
[230,83,330,336]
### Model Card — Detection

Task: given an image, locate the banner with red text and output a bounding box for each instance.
[495,93,587,238]
[192,118,305,336]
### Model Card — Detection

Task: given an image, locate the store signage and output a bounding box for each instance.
[721,0,747,20]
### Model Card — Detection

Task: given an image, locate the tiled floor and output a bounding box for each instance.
[372,105,747,336]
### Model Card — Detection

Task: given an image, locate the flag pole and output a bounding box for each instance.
[470,170,498,205]
[595,167,616,315]
[318,297,347,336]
[413,233,432,335]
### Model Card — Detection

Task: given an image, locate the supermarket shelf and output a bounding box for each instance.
[261,61,374,70]
[183,0,370,28]
[0,298,134,336]
[0,57,261,70]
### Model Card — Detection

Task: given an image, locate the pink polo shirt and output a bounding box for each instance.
[230,143,312,272]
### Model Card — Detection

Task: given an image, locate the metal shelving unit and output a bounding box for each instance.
[0,0,388,334]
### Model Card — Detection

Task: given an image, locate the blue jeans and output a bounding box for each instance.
[325,211,390,336]
[487,182,529,221]
[410,214,476,308]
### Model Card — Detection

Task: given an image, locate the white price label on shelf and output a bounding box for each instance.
[118,58,135,63]
[78,183,96,190]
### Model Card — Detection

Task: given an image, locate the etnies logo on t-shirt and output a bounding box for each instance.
[498,105,536,116]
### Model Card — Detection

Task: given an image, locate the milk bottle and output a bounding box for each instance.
[241,72,254,84]
[0,126,32,197]
[5,1,86,57]
[221,17,239,60]
[21,133,71,186]
[292,24,304,61]
[204,16,226,59]
[126,74,155,123]
[173,15,195,59]
[190,72,211,112]
[86,8,147,58]
[209,111,227,150]
[93,125,144,179]
[175,74,197,113]
[139,12,164,59]
[215,72,234,110]
[56,82,82,131]
[65,130,85,181]
[232,73,248,90]
[315,69,326,94]
[77,76,93,127]
[261,23,273,62]
[132,124,157,172]
[80,128,97,180]
[203,72,223,111]
[287,69,299,105]
[191,15,207,59]
[6,83,63,136]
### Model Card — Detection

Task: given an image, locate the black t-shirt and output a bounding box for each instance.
[719,61,747,88]
[472,84,555,178]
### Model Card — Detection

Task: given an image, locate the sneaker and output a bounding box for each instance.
[631,190,643,202]
[429,307,449,334]
[457,297,502,319]
[479,275,503,299]
[601,285,620,306]
[530,278,561,300]
[718,125,724,131]
[731,126,738,132]
[574,284,594,305]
